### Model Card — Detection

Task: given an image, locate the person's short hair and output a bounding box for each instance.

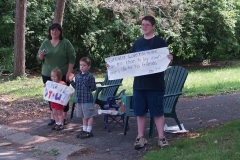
[142,15,156,26]
[51,67,62,80]
[47,23,64,40]
[80,57,91,66]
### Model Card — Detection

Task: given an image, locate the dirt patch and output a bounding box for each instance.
[0,95,49,124]
[69,147,95,157]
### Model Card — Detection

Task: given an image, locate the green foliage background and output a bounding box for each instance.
[1,0,240,72]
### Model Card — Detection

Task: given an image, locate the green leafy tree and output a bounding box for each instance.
[25,0,55,70]
[176,0,240,61]
[1,0,240,72]
[0,0,15,71]
[63,0,141,69]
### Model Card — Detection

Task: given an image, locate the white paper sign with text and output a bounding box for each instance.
[105,47,170,80]
[43,81,74,106]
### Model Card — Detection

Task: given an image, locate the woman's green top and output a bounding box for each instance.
[38,38,76,77]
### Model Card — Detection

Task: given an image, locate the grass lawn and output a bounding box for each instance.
[142,120,240,160]
[2,62,240,99]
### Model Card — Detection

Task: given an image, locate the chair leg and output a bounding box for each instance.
[121,115,125,126]
[104,115,125,132]
[70,102,75,119]
[104,115,109,130]
[149,117,155,137]
[124,116,129,135]
[174,116,182,130]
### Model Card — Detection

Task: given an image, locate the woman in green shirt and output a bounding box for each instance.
[37,23,76,126]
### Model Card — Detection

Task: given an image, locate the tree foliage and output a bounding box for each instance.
[1,0,240,72]
[0,0,15,71]
[177,0,240,61]
[63,1,141,69]
[25,0,55,69]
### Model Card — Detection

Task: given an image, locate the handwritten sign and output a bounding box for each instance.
[105,47,170,80]
[43,81,74,106]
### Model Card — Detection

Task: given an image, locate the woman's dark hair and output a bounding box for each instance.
[142,15,156,26]
[47,23,64,40]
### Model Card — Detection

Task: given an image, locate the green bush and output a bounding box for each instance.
[0,47,14,71]
[1,0,240,71]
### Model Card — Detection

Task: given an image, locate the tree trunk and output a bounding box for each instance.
[53,0,66,25]
[14,0,27,77]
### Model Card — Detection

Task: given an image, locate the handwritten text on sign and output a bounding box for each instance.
[43,81,74,106]
[105,47,170,80]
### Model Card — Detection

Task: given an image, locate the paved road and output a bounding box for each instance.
[1,93,240,160]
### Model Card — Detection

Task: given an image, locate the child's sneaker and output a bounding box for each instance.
[64,119,68,125]
[48,119,55,126]
[158,136,169,148]
[80,131,94,139]
[134,137,148,149]
[76,130,86,138]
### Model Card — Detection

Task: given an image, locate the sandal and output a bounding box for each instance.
[51,124,58,130]
[56,125,64,131]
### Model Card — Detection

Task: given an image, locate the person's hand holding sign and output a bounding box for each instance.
[167,54,173,65]
[167,54,173,61]
[106,63,110,68]
[68,73,75,97]
[69,73,75,82]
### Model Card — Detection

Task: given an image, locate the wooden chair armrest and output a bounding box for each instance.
[106,89,126,102]
[96,81,104,86]
[164,92,182,98]
[99,84,122,88]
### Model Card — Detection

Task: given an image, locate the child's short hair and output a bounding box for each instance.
[142,15,156,26]
[51,67,62,80]
[80,57,91,66]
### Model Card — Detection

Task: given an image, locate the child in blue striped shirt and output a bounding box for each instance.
[69,57,97,139]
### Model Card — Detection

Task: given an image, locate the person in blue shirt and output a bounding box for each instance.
[69,57,97,139]
[130,15,173,149]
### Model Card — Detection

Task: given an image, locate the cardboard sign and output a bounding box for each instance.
[105,47,170,80]
[43,81,74,106]
[164,124,188,134]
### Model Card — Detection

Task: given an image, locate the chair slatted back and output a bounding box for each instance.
[164,66,188,114]
[94,74,123,109]
[98,74,123,101]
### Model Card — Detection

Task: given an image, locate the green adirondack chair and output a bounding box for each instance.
[123,66,188,137]
[70,74,123,119]
[93,74,123,109]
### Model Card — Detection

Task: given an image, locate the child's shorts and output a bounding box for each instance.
[76,103,98,119]
[51,102,64,110]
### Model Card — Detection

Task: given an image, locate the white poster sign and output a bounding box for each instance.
[43,81,74,106]
[105,47,170,80]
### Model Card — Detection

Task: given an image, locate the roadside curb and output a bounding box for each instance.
[0,125,85,160]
